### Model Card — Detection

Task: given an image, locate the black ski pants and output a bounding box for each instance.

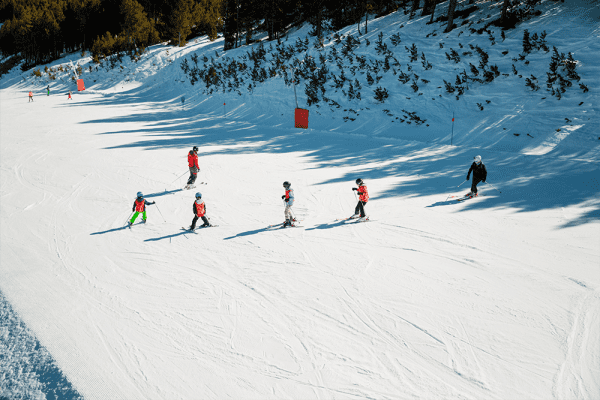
[471,177,483,194]
[191,215,209,229]
[187,167,198,185]
[354,201,367,217]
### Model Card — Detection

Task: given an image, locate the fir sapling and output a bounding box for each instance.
[444,80,455,93]
[446,48,461,63]
[411,80,419,92]
[579,83,589,93]
[406,44,418,62]
[374,87,389,102]
[421,53,432,70]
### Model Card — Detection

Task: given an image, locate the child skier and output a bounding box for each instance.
[128,192,155,226]
[68,91,72,100]
[185,146,199,189]
[351,178,369,219]
[189,192,210,230]
[282,181,295,227]
[466,155,487,196]
[47,85,50,96]
[28,91,33,102]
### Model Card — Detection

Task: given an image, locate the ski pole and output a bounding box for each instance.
[170,170,188,184]
[154,203,167,222]
[125,211,133,225]
[457,179,468,188]
[484,181,502,193]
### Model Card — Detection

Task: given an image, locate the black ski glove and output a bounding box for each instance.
[466,176,470,180]
[352,187,358,191]
[282,195,285,199]
[482,180,486,183]
[285,198,289,202]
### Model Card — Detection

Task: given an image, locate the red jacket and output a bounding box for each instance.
[194,200,206,217]
[188,151,199,169]
[357,185,369,203]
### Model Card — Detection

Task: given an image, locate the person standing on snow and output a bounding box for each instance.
[185,146,199,189]
[466,155,487,196]
[68,90,72,100]
[282,181,295,227]
[188,192,210,230]
[28,91,33,102]
[47,85,50,96]
[352,178,369,218]
[128,192,155,226]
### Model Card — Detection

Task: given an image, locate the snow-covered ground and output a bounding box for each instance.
[1,1,599,399]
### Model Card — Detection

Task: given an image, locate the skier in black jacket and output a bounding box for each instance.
[466,155,487,196]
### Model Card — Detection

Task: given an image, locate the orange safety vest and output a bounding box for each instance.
[134,198,146,212]
[194,200,205,217]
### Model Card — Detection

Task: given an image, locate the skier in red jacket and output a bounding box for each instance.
[188,192,210,230]
[185,146,199,189]
[351,178,369,218]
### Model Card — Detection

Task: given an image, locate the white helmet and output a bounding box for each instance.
[474,155,482,163]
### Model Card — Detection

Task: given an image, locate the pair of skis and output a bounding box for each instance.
[181,224,218,232]
[183,182,207,190]
[336,215,370,222]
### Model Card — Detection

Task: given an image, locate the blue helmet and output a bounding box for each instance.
[195,192,202,199]
[137,191,143,198]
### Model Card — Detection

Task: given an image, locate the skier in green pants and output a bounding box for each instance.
[128,192,155,226]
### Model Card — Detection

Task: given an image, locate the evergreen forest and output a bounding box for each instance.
[0,0,543,69]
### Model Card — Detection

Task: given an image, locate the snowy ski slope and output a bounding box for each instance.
[1,1,599,399]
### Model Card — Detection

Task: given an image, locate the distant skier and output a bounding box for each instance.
[46,85,50,96]
[28,91,33,102]
[351,178,369,218]
[282,181,295,227]
[185,146,199,189]
[128,192,155,226]
[188,192,210,230]
[68,90,72,100]
[466,155,487,196]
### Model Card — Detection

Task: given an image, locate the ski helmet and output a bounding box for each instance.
[356,178,364,186]
[195,192,202,199]
[137,191,143,198]
[283,181,291,189]
[474,155,482,164]
[193,146,198,152]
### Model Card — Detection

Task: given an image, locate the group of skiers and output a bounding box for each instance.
[129,147,487,231]
[28,87,72,102]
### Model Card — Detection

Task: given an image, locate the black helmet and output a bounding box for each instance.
[137,191,143,198]
[192,146,198,152]
[283,181,291,189]
[355,178,363,185]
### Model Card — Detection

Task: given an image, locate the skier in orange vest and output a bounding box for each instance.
[128,192,155,227]
[351,178,369,219]
[28,91,33,102]
[187,192,211,230]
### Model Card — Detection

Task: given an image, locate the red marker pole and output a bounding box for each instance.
[451,112,455,146]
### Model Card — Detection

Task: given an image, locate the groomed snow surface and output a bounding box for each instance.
[1,1,599,399]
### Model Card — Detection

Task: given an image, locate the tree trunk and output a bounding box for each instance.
[411,0,420,13]
[429,0,437,23]
[421,0,434,16]
[445,0,457,33]
[500,0,510,25]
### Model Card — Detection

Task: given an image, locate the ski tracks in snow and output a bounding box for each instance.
[554,290,600,399]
